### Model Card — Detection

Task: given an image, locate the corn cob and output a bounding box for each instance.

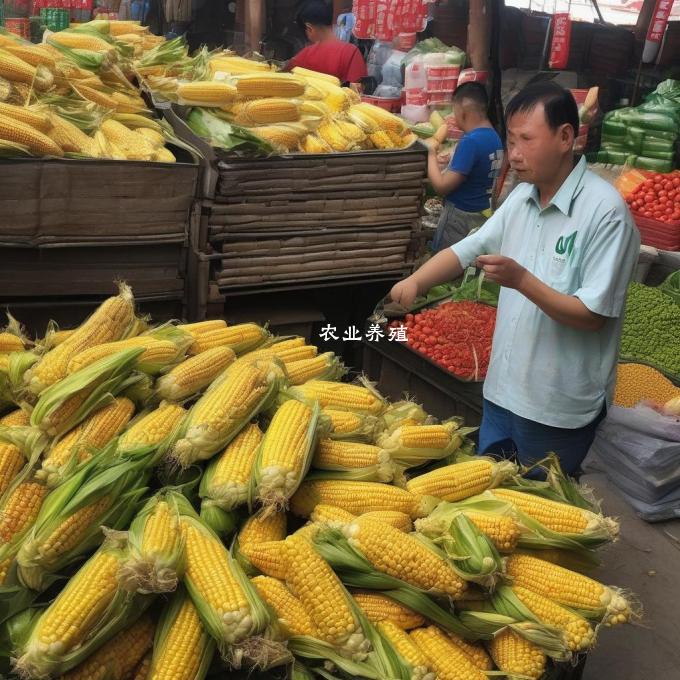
[317,120,355,151]
[72,84,119,109]
[251,575,317,637]
[283,533,367,658]
[369,131,395,150]
[347,105,379,134]
[67,337,183,375]
[489,628,547,680]
[0,408,29,426]
[130,653,151,680]
[410,627,486,680]
[57,615,154,680]
[490,488,615,536]
[406,459,517,502]
[292,66,340,86]
[304,79,351,112]
[25,284,136,395]
[291,479,436,519]
[377,621,434,680]
[3,43,57,68]
[0,49,52,90]
[353,103,407,135]
[352,591,425,630]
[285,353,345,386]
[39,397,135,485]
[187,323,268,355]
[232,98,300,125]
[17,549,122,669]
[288,379,385,416]
[0,415,29,496]
[346,515,467,598]
[49,31,113,51]
[208,55,274,75]
[300,133,332,153]
[313,438,389,470]
[239,540,287,579]
[334,119,367,145]
[147,589,215,680]
[0,102,50,132]
[511,585,595,652]
[235,73,306,98]
[117,402,186,456]
[445,632,492,670]
[322,408,378,442]
[238,510,287,549]
[181,517,267,647]
[362,510,413,532]
[178,319,227,335]
[177,80,238,106]
[505,553,633,625]
[0,480,49,543]
[250,123,307,151]
[200,422,263,513]
[171,358,283,466]
[253,399,319,508]
[0,331,24,353]
[156,345,236,401]
[100,119,157,159]
[47,114,97,155]
[0,112,63,156]
[136,127,165,149]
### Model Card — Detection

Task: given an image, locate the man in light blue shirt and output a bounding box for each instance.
[390,82,640,476]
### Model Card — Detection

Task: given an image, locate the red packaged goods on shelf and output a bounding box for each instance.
[549,12,572,69]
[4,18,30,38]
[427,91,453,105]
[457,69,488,86]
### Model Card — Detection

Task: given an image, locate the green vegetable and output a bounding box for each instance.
[620,282,680,379]
[186,108,274,155]
[658,271,680,305]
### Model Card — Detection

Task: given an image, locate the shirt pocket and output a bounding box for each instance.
[547,254,578,294]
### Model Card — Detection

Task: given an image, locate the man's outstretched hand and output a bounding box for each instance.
[476,254,527,290]
[390,277,420,309]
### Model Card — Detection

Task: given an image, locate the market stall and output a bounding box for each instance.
[0,22,202,331]
[0,284,638,680]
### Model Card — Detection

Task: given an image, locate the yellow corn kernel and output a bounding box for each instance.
[25,284,135,394]
[614,362,680,408]
[352,591,425,630]
[290,479,435,520]
[239,540,287,580]
[445,632,493,670]
[178,320,227,335]
[361,510,413,533]
[232,98,300,125]
[406,459,514,502]
[177,81,238,106]
[313,438,387,470]
[235,73,305,98]
[58,615,154,680]
[0,481,49,543]
[0,103,50,133]
[238,511,287,549]
[512,585,595,652]
[117,402,186,455]
[291,380,385,415]
[156,346,236,401]
[377,621,432,676]
[255,399,316,506]
[410,627,486,680]
[0,112,63,156]
[251,575,317,637]
[187,323,267,356]
[347,516,467,599]
[462,511,520,552]
[283,534,365,656]
[489,628,546,680]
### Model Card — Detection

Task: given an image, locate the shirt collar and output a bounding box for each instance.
[527,156,587,216]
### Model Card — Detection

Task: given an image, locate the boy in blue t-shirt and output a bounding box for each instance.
[428,82,504,251]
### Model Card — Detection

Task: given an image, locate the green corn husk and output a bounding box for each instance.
[13,540,155,678]
[503,454,600,512]
[171,358,285,468]
[30,348,145,437]
[378,400,433,434]
[249,400,321,512]
[16,445,150,591]
[417,514,504,589]
[117,489,187,594]
[436,493,611,557]
[47,39,110,71]
[305,462,396,484]
[135,36,189,68]
[148,586,215,680]
[319,409,379,443]
[312,529,475,639]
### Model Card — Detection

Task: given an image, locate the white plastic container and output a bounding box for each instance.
[404,59,427,91]
[401,104,430,124]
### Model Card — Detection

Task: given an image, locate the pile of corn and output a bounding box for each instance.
[0,20,177,161]
[613,362,680,408]
[0,284,637,680]
[144,54,416,154]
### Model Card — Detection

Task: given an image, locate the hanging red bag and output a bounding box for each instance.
[549,13,572,70]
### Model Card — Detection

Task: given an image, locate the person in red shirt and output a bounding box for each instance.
[287,0,367,85]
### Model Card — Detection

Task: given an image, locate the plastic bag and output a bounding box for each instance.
[619,109,679,133]
[403,37,465,67]
[659,271,680,305]
[381,50,406,87]
[627,154,674,173]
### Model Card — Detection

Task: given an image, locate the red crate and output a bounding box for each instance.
[360,95,402,113]
[632,212,680,251]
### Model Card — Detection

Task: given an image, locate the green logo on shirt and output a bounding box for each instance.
[555,231,577,257]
